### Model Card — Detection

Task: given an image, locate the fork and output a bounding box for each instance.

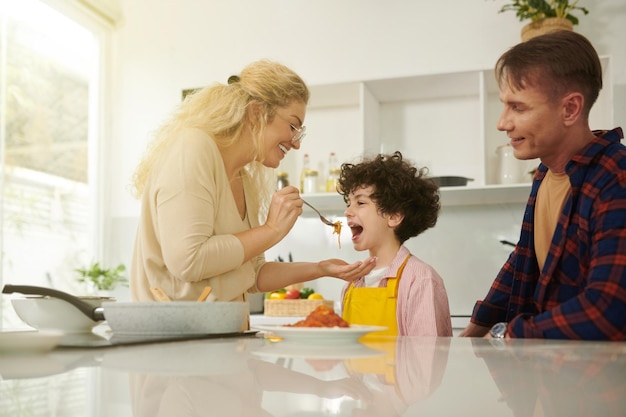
[302,199,334,227]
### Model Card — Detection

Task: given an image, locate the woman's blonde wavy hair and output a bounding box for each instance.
[131,59,309,218]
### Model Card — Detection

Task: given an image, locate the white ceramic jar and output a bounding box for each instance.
[496,144,521,184]
[302,169,319,194]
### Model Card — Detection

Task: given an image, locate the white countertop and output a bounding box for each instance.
[1,330,624,417]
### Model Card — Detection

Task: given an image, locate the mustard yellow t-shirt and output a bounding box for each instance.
[534,170,571,271]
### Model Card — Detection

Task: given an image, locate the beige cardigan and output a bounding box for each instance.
[131,128,265,302]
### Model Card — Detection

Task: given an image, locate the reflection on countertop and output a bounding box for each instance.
[1,333,625,416]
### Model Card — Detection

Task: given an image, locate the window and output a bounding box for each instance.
[0,0,110,329]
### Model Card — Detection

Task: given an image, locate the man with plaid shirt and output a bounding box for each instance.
[460,31,626,340]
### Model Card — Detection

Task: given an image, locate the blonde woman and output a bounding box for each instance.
[130,60,376,305]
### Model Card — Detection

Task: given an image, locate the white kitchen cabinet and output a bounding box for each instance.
[290,56,613,213]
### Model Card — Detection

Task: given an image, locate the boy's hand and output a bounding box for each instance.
[317,257,377,282]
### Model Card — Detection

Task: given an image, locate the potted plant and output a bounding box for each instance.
[496,0,589,41]
[75,262,128,294]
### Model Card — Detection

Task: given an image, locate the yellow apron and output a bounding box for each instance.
[342,254,410,336]
[342,255,410,386]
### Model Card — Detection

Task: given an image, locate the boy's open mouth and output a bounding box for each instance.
[350,225,363,240]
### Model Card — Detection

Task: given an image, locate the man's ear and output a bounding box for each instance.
[388,212,404,228]
[562,92,585,126]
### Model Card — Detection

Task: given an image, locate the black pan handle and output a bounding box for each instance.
[2,284,105,321]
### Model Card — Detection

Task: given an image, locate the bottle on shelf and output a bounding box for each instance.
[299,153,310,192]
[276,171,289,190]
[326,152,341,193]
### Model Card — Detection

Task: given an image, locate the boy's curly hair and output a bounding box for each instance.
[337,151,440,243]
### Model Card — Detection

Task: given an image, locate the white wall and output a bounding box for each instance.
[106,0,626,310]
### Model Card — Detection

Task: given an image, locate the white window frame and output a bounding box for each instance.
[38,0,118,267]
[0,0,119,327]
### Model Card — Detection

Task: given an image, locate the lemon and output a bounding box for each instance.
[307,293,323,300]
[269,292,287,300]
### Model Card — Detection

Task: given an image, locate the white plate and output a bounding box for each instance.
[0,331,63,354]
[253,324,387,344]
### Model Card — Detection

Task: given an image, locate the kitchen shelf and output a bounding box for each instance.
[437,183,531,206]
[282,56,612,209]
[301,183,532,218]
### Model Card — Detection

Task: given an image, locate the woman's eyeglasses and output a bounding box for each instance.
[277,114,306,144]
[290,123,306,144]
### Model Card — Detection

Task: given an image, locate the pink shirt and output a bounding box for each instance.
[341,245,452,336]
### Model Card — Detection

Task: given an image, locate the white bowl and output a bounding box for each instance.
[11,296,113,334]
[102,301,248,336]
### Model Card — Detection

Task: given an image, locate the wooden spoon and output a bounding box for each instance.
[150,287,171,302]
[197,286,213,302]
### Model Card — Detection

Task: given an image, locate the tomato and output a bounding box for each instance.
[307,293,324,300]
[269,292,287,300]
[285,289,301,299]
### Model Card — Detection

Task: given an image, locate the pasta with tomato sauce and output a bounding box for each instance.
[285,305,349,328]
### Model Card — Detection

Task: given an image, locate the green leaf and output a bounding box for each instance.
[496,0,588,25]
[75,262,127,291]
[299,287,315,299]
